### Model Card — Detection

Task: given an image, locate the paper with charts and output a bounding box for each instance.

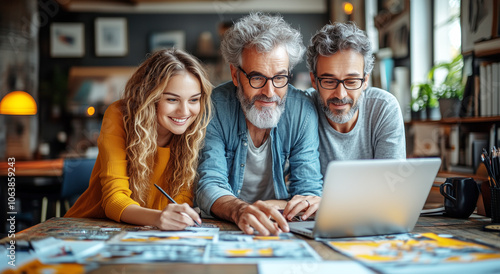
[79,228,322,264]
[325,232,500,273]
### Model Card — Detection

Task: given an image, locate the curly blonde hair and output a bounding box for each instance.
[122,49,212,206]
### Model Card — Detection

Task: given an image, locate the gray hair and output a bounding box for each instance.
[220,12,305,70]
[306,22,375,75]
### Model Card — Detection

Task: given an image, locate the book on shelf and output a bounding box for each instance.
[498,127,500,148]
[480,62,488,117]
[473,36,500,118]
[490,124,498,152]
[412,124,440,157]
[466,132,488,167]
[478,61,500,117]
[493,63,500,116]
[449,125,460,165]
[487,63,493,116]
[460,75,475,117]
[498,62,500,117]
[474,75,480,116]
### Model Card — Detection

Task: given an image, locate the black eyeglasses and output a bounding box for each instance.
[315,75,365,90]
[238,66,291,89]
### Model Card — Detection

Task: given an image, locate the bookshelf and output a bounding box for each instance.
[410,2,500,175]
[474,38,500,57]
[406,115,499,177]
[407,116,500,125]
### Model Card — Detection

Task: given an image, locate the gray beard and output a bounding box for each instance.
[319,91,364,124]
[236,80,287,129]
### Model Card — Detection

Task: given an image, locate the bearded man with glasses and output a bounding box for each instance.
[306,22,406,176]
[196,12,322,236]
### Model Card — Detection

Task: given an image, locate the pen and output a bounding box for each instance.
[154,183,201,227]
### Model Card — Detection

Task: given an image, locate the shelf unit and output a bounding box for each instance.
[405,9,500,173]
[407,116,500,125]
[406,115,500,176]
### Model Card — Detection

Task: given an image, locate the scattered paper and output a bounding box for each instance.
[324,233,500,273]
[258,261,374,274]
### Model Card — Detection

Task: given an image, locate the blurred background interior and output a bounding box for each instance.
[2,0,499,233]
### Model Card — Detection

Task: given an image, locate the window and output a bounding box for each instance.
[433,0,461,83]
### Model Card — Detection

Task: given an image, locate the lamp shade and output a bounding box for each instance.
[0,91,37,115]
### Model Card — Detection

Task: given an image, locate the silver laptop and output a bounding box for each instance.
[289,158,442,239]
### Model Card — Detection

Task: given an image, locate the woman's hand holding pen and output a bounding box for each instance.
[157,203,202,230]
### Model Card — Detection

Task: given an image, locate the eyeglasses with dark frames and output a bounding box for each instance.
[315,75,365,90]
[238,66,291,89]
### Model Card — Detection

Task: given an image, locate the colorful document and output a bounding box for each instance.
[207,240,321,263]
[325,233,500,273]
[80,229,321,264]
[107,227,219,246]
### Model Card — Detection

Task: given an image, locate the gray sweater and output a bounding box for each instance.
[310,87,406,175]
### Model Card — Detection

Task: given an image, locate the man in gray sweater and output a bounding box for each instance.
[306,22,406,175]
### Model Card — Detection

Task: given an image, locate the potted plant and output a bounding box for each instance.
[430,54,465,118]
[410,82,439,120]
[410,54,464,120]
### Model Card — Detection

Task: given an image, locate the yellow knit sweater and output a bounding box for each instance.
[65,100,193,222]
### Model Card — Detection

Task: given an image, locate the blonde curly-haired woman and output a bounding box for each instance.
[65,49,212,230]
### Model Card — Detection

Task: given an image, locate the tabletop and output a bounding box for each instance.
[2,215,499,273]
[0,159,63,177]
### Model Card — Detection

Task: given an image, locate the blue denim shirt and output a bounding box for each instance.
[196,81,323,215]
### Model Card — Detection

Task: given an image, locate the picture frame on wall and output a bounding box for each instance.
[149,31,185,53]
[461,0,494,53]
[379,11,410,59]
[50,23,85,58]
[95,17,128,57]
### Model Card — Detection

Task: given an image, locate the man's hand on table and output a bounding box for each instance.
[282,195,321,221]
[234,200,289,236]
[211,196,289,236]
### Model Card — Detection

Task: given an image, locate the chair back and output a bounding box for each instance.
[60,158,96,200]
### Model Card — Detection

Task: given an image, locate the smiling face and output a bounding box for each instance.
[310,49,369,133]
[230,46,290,129]
[156,71,201,146]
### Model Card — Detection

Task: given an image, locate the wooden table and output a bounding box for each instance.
[0,158,64,177]
[2,215,499,273]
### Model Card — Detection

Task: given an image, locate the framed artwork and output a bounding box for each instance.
[95,17,128,57]
[495,0,500,37]
[50,23,85,58]
[379,11,410,59]
[461,0,494,53]
[149,31,185,53]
